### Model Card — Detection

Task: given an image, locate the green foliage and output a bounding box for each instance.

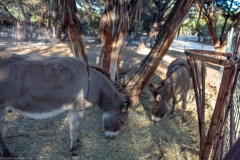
[180,0,239,40]
[180,7,203,35]
[181,19,197,35]
[1,0,238,38]
[140,0,176,34]
[216,14,231,34]
[215,0,240,20]
[76,0,103,35]
[81,10,101,34]
[139,1,156,33]
[0,6,10,18]
[0,0,42,22]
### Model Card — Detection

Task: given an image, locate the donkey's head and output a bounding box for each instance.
[149,82,169,123]
[102,100,130,139]
[90,66,131,138]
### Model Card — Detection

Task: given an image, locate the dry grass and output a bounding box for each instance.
[2,43,218,159]
[4,96,214,160]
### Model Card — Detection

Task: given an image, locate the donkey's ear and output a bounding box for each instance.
[121,101,130,113]
[149,83,156,93]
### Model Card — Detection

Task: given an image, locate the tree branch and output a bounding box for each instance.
[0,2,17,20]
[18,0,27,19]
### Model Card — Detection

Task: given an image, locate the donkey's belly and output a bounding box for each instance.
[7,105,70,119]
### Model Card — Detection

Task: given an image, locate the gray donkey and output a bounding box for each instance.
[0,53,131,159]
[149,58,205,123]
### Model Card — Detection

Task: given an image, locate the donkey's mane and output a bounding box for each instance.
[90,65,130,103]
[90,65,111,79]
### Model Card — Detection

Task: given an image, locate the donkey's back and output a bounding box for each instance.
[166,59,192,96]
[0,53,88,116]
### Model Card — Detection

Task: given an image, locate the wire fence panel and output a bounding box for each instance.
[220,30,240,159]
[0,25,58,50]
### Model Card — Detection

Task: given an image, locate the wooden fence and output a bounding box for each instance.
[184,32,240,160]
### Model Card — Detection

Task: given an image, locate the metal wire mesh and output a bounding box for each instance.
[0,24,57,50]
[219,30,240,159]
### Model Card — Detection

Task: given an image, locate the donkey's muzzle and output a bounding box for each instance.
[104,131,119,139]
[152,115,161,123]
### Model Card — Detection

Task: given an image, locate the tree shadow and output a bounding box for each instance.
[3,110,71,159]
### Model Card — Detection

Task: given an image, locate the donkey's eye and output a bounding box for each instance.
[119,120,124,125]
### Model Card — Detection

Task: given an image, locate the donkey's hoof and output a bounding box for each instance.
[0,151,16,159]
[72,155,80,160]
[1,155,15,160]
[70,147,79,158]
[182,119,188,125]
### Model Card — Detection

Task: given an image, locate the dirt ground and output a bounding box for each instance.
[2,41,220,160]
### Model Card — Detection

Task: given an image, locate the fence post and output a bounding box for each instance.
[17,21,20,48]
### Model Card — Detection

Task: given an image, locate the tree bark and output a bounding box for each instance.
[195,2,224,52]
[121,0,194,104]
[41,0,48,26]
[99,0,141,81]
[60,0,88,62]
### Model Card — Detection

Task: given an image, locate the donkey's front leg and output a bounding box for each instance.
[69,109,84,158]
[0,133,13,159]
[0,108,14,158]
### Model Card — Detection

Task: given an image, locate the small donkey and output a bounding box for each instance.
[149,58,205,123]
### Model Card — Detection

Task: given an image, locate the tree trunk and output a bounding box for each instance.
[195,2,225,52]
[99,0,141,81]
[122,0,194,104]
[100,31,127,81]
[41,0,48,26]
[208,24,226,52]
[60,0,88,62]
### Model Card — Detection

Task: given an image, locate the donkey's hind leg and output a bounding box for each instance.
[170,95,177,115]
[181,93,188,124]
[0,107,14,158]
[69,109,84,158]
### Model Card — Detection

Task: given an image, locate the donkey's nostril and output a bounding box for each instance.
[119,120,124,125]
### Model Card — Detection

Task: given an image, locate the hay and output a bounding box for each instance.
[4,100,210,159]
[3,91,215,160]
[2,44,217,159]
